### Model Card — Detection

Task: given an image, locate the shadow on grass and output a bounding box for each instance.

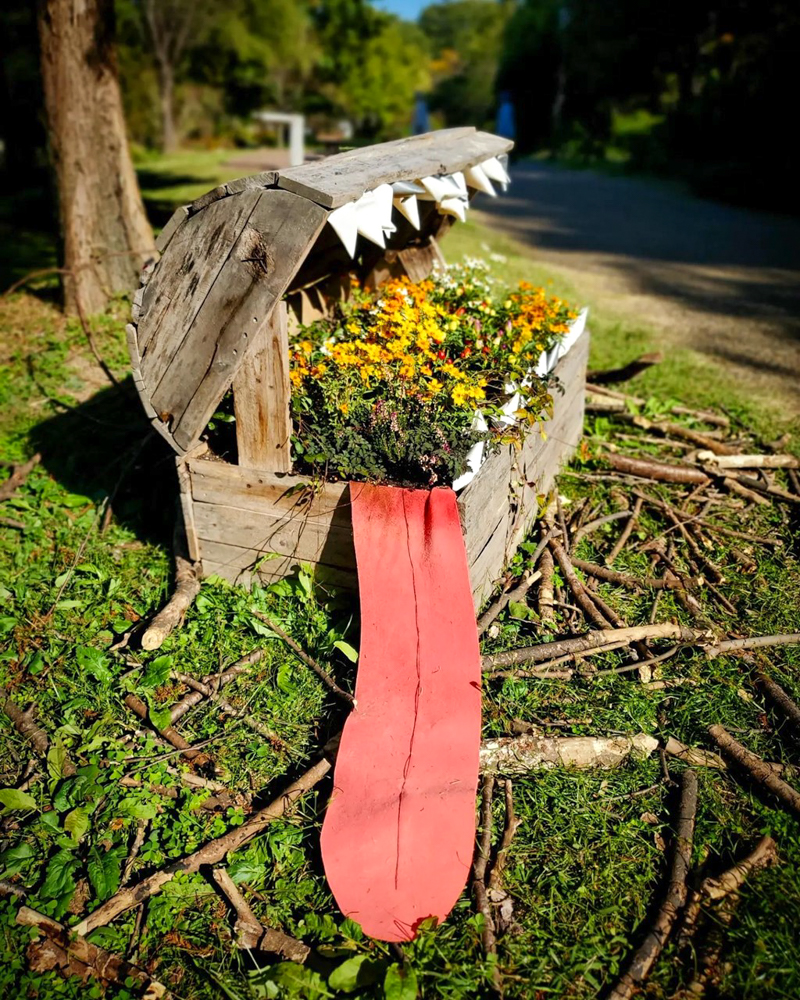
[28,378,178,548]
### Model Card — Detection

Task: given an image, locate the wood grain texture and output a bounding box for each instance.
[163,190,328,451]
[233,300,292,472]
[277,129,512,208]
[138,190,263,362]
[199,539,356,591]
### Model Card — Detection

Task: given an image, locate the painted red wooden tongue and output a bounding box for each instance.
[320,484,482,942]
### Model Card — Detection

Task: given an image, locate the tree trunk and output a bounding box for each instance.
[157,59,177,154]
[37,0,155,315]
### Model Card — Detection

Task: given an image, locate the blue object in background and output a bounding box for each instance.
[412,94,430,135]
[496,91,516,141]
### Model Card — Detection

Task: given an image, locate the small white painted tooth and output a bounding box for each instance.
[391,180,426,195]
[393,194,420,230]
[354,191,387,248]
[481,156,510,185]
[464,163,496,197]
[438,196,467,222]
[327,201,358,258]
[449,171,468,197]
[420,175,453,202]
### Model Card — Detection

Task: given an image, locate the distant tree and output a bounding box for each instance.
[37,0,154,314]
[419,0,514,128]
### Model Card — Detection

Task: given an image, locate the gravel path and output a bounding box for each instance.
[477,162,800,413]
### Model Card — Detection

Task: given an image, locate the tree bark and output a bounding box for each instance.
[155,56,177,153]
[37,0,155,315]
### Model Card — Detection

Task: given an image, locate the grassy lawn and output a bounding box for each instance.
[1,154,799,1000]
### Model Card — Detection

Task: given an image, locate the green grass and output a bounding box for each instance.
[1,153,799,999]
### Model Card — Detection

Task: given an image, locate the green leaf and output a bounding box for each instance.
[277,660,295,694]
[384,963,418,1000]
[258,963,332,998]
[0,843,35,877]
[118,798,157,820]
[47,741,68,781]
[64,806,89,843]
[41,850,78,918]
[508,600,530,620]
[76,645,112,684]
[87,845,125,900]
[329,954,385,992]
[141,655,172,689]
[333,640,358,663]
[0,788,37,814]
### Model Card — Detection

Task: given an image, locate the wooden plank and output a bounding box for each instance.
[189,184,229,215]
[176,458,200,562]
[154,205,190,255]
[187,458,348,520]
[277,129,512,209]
[155,189,328,452]
[225,171,278,196]
[138,190,263,363]
[199,538,356,591]
[233,300,293,472]
[192,499,356,569]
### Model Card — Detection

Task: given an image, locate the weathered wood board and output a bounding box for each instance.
[277,128,512,209]
[180,332,588,607]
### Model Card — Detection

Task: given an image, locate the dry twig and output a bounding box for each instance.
[707,725,800,816]
[0,454,41,502]
[472,777,502,993]
[608,770,698,1000]
[140,524,200,651]
[251,611,355,706]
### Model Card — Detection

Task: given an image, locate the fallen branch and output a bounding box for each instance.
[478,527,558,634]
[756,671,800,729]
[73,753,334,935]
[698,452,799,470]
[251,611,355,707]
[472,776,501,993]
[538,548,555,624]
[0,454,41,502]
[570,558,675,591]
[721,476,770,506]
[708,725,800,815]
[664,738,726,770]
[171,672,288,750]
[140,525,200,651]
[0,686,52,757]
[479,732,658,775]
[123,693,209,765]
[586,384,729,427]
[706,633,800,657]
[481,624,702,671]
[15,905,165,996]
[571,510,631,552]
[212,867,310,962]
[489,781,521,893]
[606,454,709,486]
[607,498,643,565]
[679,835,778,946]
[549,537,611,629]
[608,770,698,1000]
[169,648,268,724]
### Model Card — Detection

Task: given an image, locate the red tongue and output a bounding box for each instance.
[320,484,482,941]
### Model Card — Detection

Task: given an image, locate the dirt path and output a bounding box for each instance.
[477,162,800,413]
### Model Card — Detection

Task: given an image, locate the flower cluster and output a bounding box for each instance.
[290,261,577,486]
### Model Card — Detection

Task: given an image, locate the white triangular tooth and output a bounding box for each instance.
[354,190,387,248]
[438,196,467,222]
[393,194,420,229]
[449,171,468,197]
[327,201,358,258]
[481,156,510,185]
[465,163,496,197]
[391,180,426,195]
[420,175,453,202]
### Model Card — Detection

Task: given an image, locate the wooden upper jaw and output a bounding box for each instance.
[128,129,514,457]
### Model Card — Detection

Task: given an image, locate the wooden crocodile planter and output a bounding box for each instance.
[127,128,588,610]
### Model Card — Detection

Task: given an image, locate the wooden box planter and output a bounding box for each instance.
[127,129,588,609]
